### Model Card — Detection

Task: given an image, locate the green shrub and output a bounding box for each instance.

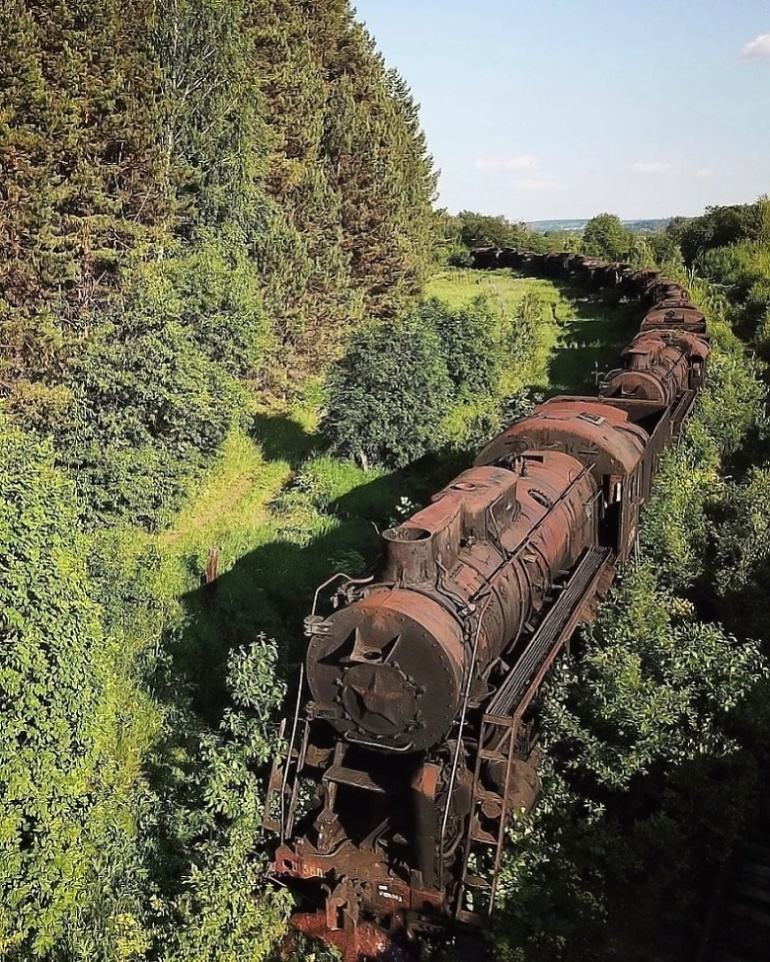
[714,466,770,639]
[546,564,762,787]
[418,296,501,397]
[507,291,543,357]
[582,213,631,260]
[493,564,766,962]
[160,639,291,962]
[452,210,539,251]
[639,259,767,588]
[57,296,244,527]
[323,314,453,468]
[0,419,158,958]
[146,236,270,378]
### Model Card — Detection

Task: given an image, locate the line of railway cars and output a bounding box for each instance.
[263,248,710,960]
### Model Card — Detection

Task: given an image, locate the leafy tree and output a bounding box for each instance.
[0,0,168,393]
[453,211,537,251]
[56,272,245,527]
[0,419,158,958]
[418,297,501,397]
[507,291,543,358]
[2,0,438,518]
[323,314,453,468]
[546,565,762,786]
[158,639,291,962]
[628,235,655,268]
[494,564,765,962]
[714,466,770,639]
[677,202,767,265]
[582,213,631,260]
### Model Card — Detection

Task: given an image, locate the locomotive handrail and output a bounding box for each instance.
[438,593,492,889]
[310,571,374,619]
[279,662,305,843]
[344,732,415,752]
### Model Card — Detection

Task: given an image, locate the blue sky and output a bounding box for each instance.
[354,0,770,221]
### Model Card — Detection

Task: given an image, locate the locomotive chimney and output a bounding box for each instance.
[382,524,434,584]
[382,497,461,585]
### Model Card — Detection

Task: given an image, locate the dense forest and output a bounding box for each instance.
[2,2,770,961]
[0,1,437,958]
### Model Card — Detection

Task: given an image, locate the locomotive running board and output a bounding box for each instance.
[455,545,614,925]
[487,545,613,720]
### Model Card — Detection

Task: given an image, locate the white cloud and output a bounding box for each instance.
[740,33,770,62]
[476,154,538,171]
[695,167,714,178]
[632,161,677,175]
[512,178,567,192]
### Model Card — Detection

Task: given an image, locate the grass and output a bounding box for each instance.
[146,269,637,714]
[149,400,448,717]
[428,267,637,396]
[427,268,567,317]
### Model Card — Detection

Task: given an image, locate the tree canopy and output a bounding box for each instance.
[582,212,632,259]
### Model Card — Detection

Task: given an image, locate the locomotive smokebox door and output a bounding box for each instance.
[307,588,465,752]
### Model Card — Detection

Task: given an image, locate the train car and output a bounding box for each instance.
[541,251,577,278]
[264,249,709,957]
[641,300,708,334]
[469,247,499,269]
[266,450,607,938]
[476,397,650,561]
[645,278,690,304]
[600,328,710,406]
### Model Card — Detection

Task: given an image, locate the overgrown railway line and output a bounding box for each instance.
[264,248,712,960]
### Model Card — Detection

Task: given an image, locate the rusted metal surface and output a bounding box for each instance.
[265,247,710,958]
[307,457,597,754]
[600,328,710,405]
[476,397,649,477]
[290,911,416,962]
[641,302,708,334]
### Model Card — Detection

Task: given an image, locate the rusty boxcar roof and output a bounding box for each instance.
[475,397,649,476]
[623,328,710,363]
[641,304,707,332]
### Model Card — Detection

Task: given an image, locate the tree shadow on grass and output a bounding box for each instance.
[173,443,464,722]
[251,411,319,467]
[547,284,640,395]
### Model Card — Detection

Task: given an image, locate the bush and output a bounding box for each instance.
[57,292,244,527]
[0,419,158,958]
[714,466,770,639]
[639,259,767,588]
[418,297,501,397]
[582,213,631,260]
[507,291,543,358]
[453,211,539,251]
[160,639,291,962]
[493,564,766,962]
[678,202,767,264]
[323,313,453,468]
[150,236,270,378]
[546,564,762,786]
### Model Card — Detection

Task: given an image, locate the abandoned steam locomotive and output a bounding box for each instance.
[264,249,710,951]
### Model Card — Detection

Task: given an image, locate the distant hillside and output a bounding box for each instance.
[530,218,671,234]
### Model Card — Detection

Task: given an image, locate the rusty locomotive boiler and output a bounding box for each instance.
[264,248,711,956]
